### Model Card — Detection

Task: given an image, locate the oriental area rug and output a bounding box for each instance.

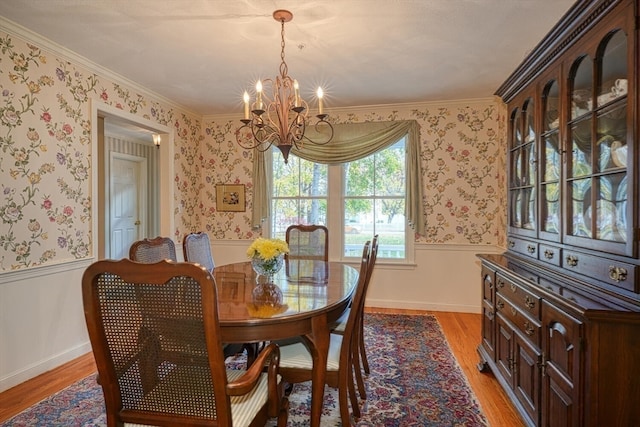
[2,314,488,426]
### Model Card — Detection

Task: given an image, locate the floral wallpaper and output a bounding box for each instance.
[202,104,507,246]
[0,30,201,271]
[0,26,506,272]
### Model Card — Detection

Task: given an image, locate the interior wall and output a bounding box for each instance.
[0,24,198,392]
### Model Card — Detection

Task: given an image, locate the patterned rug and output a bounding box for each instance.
[2,313,488,426]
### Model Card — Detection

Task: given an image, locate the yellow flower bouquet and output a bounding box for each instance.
[246,238,289,281]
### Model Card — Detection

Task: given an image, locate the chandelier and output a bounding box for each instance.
[235,10,334,164]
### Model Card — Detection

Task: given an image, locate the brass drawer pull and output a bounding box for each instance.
[544,249,554,259]
[496,300,505,310]
[510,307,517,316]
[524,321,535,336]
[509,240,515,248]
[524,295,536,309]
[608,265,628,282]
[497,279,505,289]
[566,255,579,267]
[510,283,517,293]
[527,244,536,254]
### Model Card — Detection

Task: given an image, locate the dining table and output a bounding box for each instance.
[213,258,359,427]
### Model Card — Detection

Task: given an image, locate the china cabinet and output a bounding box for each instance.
[478,0,640,426]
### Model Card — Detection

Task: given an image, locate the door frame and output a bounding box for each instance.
[91,101,174,260]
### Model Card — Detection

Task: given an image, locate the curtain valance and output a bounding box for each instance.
[252,120,425,235]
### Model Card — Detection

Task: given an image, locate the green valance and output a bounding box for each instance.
[252,120,425,236]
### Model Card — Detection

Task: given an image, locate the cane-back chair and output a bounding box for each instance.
[183,232,215,272]
[129,236,177,263]
[285,224,329,261]
[82,259,288,427]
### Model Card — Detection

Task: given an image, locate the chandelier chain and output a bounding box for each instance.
[280,18,288,78]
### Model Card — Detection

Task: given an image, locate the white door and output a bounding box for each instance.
[110,154,147,259]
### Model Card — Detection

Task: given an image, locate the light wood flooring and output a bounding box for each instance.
[0,308,524,426]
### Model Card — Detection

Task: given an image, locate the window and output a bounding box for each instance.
[269,136,412,262]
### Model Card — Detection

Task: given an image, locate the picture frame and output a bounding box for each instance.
[216,184,245,212]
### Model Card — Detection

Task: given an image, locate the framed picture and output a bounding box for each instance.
[216,184,245,212]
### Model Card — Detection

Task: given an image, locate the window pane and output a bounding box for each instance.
[343,138,406,259]
[271,152,328,239]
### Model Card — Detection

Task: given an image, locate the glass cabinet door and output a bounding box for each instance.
[565,29,629,253]
[509,99,537,236]
[540,80,561,239]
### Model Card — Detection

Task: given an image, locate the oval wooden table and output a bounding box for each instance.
[214,259,359,427]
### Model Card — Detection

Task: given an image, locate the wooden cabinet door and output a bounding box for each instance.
[514,332,541,426]
[496,314,515,388]
[541,301,583,427]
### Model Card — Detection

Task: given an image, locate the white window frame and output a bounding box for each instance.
[266,141,415,265]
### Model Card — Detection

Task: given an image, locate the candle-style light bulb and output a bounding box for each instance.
[256,80,263,110]
[243,91,250,119]
[317,87,324,115]
[293,80,300,107]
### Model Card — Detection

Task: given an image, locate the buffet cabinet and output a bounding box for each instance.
[479,0,640,426]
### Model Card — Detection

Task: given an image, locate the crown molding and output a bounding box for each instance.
[204,96,499,122]
[0,16,199,118]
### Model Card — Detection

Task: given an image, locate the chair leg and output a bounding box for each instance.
[339,368,354,426]
[277,397,289,427]
[353,337,367,400]
[348,354,361,419]
[359,316,370,375]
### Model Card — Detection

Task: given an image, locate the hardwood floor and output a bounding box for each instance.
[0,308,524,426]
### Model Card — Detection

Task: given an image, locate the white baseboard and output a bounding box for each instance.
[0,341,92,393]
[366,298,482,314]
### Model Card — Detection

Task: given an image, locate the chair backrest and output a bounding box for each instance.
[342,241,372,342]
[365,234,379,285]
[82,259,232,425]
[285,224,329,261]
[129,236,177,263]
[183,232,215,272]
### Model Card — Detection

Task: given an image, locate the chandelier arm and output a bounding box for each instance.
[300,118,334,146]
[235,120,279,151]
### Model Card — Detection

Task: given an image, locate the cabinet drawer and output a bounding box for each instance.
[496,296,541,347]
[496,273,541,319]
[562,250,638,293]
[538,244,561,267]
[507,237,538,260]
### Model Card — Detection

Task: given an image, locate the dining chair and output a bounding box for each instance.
[183,231,215,272]
[129,236,177,263]
[285,224,329,261]
[276,241,372,426]
[330,235,378,402]
[82,258,289,427]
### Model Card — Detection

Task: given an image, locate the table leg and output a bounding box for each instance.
[306,314,330,427]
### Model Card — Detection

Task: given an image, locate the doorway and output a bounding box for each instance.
[92,103,173,260]
[109,153,148,259]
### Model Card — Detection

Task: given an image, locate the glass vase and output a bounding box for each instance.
[251,254,284,283]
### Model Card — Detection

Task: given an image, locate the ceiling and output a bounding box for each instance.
[0,0,575,116]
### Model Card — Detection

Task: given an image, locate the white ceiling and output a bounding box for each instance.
[0,0,575,116]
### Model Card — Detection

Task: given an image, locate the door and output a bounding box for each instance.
[110,154,147,258]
